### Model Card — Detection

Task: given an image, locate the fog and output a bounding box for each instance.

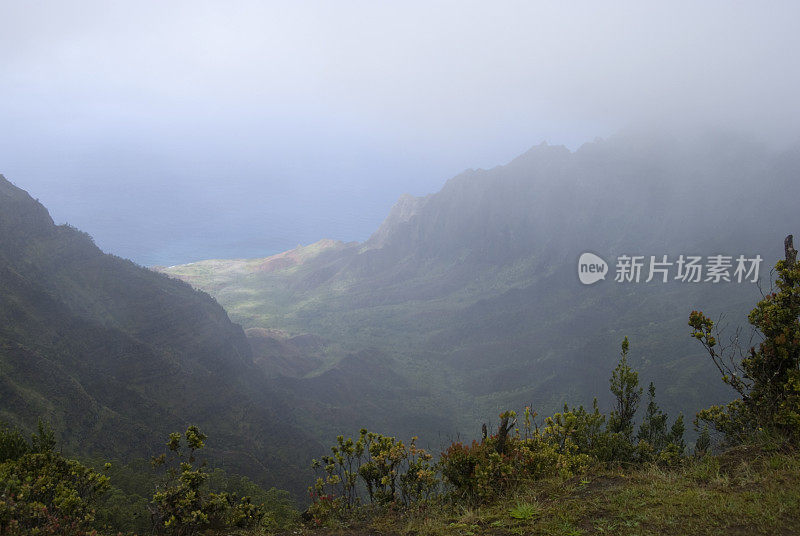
[1,1,798,265]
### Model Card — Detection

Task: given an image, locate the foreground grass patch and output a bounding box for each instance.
[296,449,800,536]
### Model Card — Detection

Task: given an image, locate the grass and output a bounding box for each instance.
[290,447,800,536]
[508,501,540,521]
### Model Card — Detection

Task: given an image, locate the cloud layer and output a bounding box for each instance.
[1,1,798,264]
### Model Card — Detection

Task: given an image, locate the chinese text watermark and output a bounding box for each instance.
[578,253,762,285]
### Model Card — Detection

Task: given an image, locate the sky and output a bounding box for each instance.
[1,1,799,266]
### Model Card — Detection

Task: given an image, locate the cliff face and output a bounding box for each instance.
[363,193,429,251]
[0,175,320,495]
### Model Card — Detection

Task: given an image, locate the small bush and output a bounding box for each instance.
[690,239,800,445]
[311,337,689,515]
[149,426,274,535]
[309,429,437,521]
[0,421,109,536]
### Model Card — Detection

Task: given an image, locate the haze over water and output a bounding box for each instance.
[1,1,798,266]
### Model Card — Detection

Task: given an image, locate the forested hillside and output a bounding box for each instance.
[0,175,319,496]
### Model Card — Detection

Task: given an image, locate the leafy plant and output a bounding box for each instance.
[149,426,268,535]
[312,337,691,514]
[690,236,800,445]
[508,501,539,521]
[695,425,711,456]
[636,383,686,465]
[309,429,437,521]
[608,337,643,438]
[0,421,110,536]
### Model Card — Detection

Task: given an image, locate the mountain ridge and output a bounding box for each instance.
[0,174,320,496]
[158,131,800,447]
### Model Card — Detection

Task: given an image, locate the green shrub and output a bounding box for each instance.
[439,410,595,503]
[309,429,437,521]
[439,440,484,500]
[695,425,712,456]
[311,337,689,514]
[0,422,109,536]
[635,383,686,465]
[149,426,271,535]
[0,423,29,463]
[206,469,298,530]
[690,238,800,445]
[439,337,684,504]
[541,402,605,460]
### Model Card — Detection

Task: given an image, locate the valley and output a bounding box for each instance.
[159,132,800,449]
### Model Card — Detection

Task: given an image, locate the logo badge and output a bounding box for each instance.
[578,252,608,285]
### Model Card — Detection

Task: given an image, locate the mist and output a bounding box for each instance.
[1,1,798,265]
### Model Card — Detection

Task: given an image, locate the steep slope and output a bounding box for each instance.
[160,131,800,445]
[0,175,320,496]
